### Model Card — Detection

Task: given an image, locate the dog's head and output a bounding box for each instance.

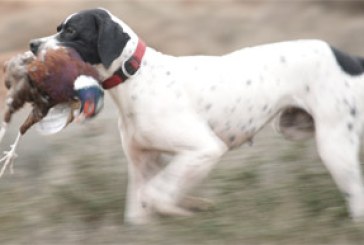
[30,8,131,70]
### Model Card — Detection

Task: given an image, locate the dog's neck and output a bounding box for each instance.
[101,39,146,90]
[95,11,141,80]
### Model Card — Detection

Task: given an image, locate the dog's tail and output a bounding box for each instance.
[273,107,315,141]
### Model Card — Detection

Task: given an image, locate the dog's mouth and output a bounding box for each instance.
[29,35,61,56]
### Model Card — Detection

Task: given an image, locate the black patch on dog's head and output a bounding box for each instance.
[331,46,364,76]
[56,9,130,68]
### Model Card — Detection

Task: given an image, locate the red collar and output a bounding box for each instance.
[102,39,146,90]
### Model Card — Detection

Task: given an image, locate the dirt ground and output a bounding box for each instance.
[1,1,364,244]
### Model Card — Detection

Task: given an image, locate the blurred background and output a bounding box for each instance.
[1,0,364,244]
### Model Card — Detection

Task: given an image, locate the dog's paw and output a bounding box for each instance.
[179,196,215,212]
[140,184,194,218]
[124,213,156,226]
[155,203,194,217]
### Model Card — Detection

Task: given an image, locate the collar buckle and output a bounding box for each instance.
[122,56,140,78]
[102,39,146,90]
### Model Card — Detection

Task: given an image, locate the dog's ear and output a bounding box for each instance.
[97,16,130,69]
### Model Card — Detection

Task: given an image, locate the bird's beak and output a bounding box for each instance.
[83,100,96,117]
[74,98,103,123]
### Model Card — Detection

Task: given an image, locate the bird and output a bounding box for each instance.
[28,48,102,108]
[0,47,104,177]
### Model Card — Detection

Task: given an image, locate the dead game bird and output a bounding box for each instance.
[0,48,104,177]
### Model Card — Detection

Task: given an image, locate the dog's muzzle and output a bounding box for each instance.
[29,35,59,55]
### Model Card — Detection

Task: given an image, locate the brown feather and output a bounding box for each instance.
[2,48,99,135]
[28,48,99,104]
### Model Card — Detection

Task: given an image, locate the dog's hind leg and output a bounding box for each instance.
[315,120,364,221]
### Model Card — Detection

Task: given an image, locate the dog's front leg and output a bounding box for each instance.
[139,119,228,219]
[122,143,164,225]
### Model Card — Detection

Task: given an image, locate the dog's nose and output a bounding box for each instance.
[29,39,41,54]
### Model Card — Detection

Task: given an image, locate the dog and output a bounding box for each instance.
[29,8,364,224]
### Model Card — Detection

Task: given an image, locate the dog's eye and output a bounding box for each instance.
[64,27,76,36]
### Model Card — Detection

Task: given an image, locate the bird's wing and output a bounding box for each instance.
[36,103,73,135]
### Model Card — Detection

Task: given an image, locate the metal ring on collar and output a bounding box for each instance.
[121,60,133,78]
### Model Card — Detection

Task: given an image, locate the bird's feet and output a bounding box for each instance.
[0,133,21,178]
[0,122,8,144]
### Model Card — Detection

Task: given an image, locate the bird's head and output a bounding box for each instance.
[73,75,104,120]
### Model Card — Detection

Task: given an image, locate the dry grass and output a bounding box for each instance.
[1,1,364,244]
